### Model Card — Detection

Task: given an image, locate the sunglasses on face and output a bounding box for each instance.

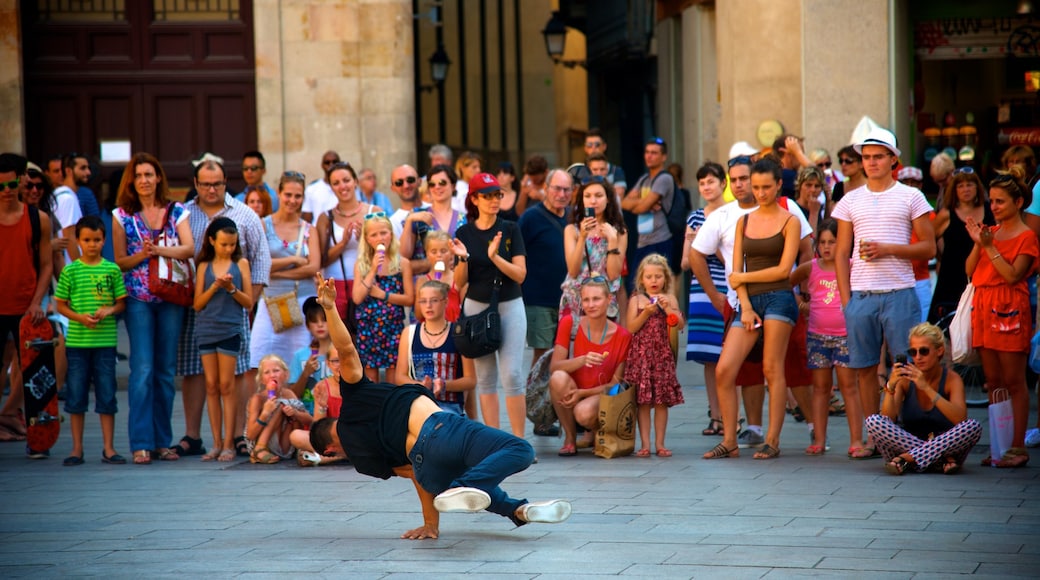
[728,156,753,168]
[839,157,857,165]
[393,176,418,187]
[477,192,504,200]
[816,161,832,169]
[907,347,931,357]
[321,159,340,166]
[25,181,45,191]
[430,179,450,188]
[1,179,21,191]
[242,165,263,172]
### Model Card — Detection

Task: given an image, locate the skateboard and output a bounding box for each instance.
[19,316,61,454]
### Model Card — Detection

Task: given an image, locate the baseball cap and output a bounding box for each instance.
[468,172,501,195]
[728,141,759,160]
[854,127,901,158]
[897,166,923,181]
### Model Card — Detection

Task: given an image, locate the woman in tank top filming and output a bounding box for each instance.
[704,159,801,461]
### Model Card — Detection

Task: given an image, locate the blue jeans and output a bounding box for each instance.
[64,347,118,415]
[125,298,185,451]
[408,412,534,525]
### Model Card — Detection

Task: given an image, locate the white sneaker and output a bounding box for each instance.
[516,500,572,524]
[297,450,322,467]
[1026,428,1040,448]
[433,487,491,513]
[737,429,764,449]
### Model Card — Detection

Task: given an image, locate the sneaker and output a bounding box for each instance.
[26,447,50,459]
[1026,428,1040,448]
[516,499,572,524]
[297,450,322,467]
[737,429,764,449]
[433,487,491,513]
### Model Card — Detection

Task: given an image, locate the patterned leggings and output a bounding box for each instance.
[865,414,982,472]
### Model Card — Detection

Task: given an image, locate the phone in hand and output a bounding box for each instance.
[895,354,907,365]
[584,207,595,219]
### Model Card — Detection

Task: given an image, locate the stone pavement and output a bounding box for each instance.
[2,344,1039,578]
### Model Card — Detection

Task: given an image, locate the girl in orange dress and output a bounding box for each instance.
[965,167,1038,468]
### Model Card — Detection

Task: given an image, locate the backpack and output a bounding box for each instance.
[651,171,690,272]
[525,315,580,426]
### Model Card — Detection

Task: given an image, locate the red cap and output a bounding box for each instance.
[467,172,501,195]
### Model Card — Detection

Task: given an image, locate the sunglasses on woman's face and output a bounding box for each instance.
[907,347,931,357]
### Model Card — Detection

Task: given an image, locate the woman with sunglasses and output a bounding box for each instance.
[452,173,529,437]
[400,164,467,273]
[966,167,1038,468]
[868,322,982,474]
[928,167,992,322]
[315,163,373,327]
[829,146,864,207]
[559,176,627,321]
[249,171,321,374]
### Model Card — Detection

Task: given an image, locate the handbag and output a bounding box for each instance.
[264,220,307,333]
[452,276,503,359]
[594,382,636,459]
[950,283,978,365]
[142,204,194,307]
[1029,331,1040,373]
[986,388,1013,466]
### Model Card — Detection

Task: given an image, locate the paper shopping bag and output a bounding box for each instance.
[594,382,636,459]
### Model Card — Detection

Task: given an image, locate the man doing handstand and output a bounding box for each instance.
[308,274,571,539]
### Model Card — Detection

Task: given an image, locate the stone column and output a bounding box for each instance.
[0,2,25,154]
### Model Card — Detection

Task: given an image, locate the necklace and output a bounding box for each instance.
[335,204,362,218]
[422,322,448,337]
[586,320,609,345]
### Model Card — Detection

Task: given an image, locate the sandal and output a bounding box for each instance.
[635,448,651,457]
[155,448,180,461]
[702,418,723,436]
[234,436,250,457]
[217,448,236,462]
[828,396,846,416]
[995,447,1030,468]
[200,447,221,462]
[884,456,912,475]
[790,406,806,423]
[848,446,881,460]
[703,443,739,459]
[655,448,672,458]
[133,450,152,465]
[171,436,206,457]
[941,456,961,475]
[250,446,280,464]
[753,444,781,460]
[557,444,577,457]
[805,444,825,456]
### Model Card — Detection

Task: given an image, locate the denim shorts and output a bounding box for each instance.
[199,334,241,357]
[807,332,850,369]
[733,289,798,328]
[844,288,918,368]
[65,347,118,415]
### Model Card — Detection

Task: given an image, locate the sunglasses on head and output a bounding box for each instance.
[364,211,388,221]
[283,170,306,180]
[727,156,753,168]
[954,166,975,175]
[581,275,608,286]
[393,176,418,187]
[907,347,931,357]
[582,175,607,185]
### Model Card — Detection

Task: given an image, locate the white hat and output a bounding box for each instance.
[192,152,224,167]
[728,141,759,160]
[854,127,901,158]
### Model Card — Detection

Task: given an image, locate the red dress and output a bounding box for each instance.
[971,228,1039,353]
[624,307,684,407]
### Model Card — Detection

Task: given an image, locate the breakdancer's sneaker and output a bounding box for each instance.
[516,500,572,524]
[433,487,491,513]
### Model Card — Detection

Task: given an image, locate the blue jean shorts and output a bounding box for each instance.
[734,289,798,328]
[199,334,242,357]
[844,288,918,368]
[65,346,118,415]
[807,332,850,369]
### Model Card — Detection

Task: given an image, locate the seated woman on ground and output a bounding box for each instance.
[245,354,313,464]
[548,277,632,455]
[396,280,476,415]
[289,345,349,466]
[866,322,981,475]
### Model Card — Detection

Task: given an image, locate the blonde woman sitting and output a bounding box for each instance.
[246,354,313,464]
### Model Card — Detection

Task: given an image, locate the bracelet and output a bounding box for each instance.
[991,253,1002,262]
[360,279,372,289]
[256,418,268,427]
[456,254,469,263]
[606,248,620,255]
[931,392,941,404]
[883,382,895,394]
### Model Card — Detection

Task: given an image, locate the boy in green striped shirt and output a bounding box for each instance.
[54,216,128,466]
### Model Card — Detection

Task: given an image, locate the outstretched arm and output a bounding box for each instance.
[392,464,440,539]
[314,273,364,383]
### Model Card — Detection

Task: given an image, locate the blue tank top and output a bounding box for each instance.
[195,261,244,346]
[901,368,955,440]
[410,323,464,406]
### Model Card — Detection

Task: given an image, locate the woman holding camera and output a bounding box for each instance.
[867,323,981,475]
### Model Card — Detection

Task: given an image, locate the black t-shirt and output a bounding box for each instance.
[518,203,569,308]
[455,217,527,302]
[336,376,431,480]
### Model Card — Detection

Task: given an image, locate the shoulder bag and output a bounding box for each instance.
[452,276,503,358]
[264,219,307,333]
[144,204,194,307]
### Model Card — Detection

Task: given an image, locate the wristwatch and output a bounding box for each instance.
[456,254,470,264]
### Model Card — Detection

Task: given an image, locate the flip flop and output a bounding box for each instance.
[655,448,672,458]
[635,448,651,457]
[557,444,577,457]
[133,450,152,465]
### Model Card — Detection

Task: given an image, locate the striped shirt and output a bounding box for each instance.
[831,182,932,291]
[54,259,127,348]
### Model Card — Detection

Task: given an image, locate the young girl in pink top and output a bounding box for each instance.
[790,219,864,456]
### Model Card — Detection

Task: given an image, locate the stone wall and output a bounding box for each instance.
[0,1,24,154]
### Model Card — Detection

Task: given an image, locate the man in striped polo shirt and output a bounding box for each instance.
[833,127,936,457]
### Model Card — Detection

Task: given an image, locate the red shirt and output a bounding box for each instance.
[555,316,632,390]
[0,206,38,315]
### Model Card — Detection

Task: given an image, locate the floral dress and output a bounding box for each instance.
[623,305,684,407]
[356,272,405,369]
[559,234,621,319]
[113,203,190,303]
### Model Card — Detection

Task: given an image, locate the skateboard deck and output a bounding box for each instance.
[19,316,60,454]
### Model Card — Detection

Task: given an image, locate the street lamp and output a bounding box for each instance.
[429,44,450,84]
[541,11,585,69]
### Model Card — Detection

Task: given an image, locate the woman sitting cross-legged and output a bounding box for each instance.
[548,277,632,456]
[245,354,313,464]
[866,322,982,475]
